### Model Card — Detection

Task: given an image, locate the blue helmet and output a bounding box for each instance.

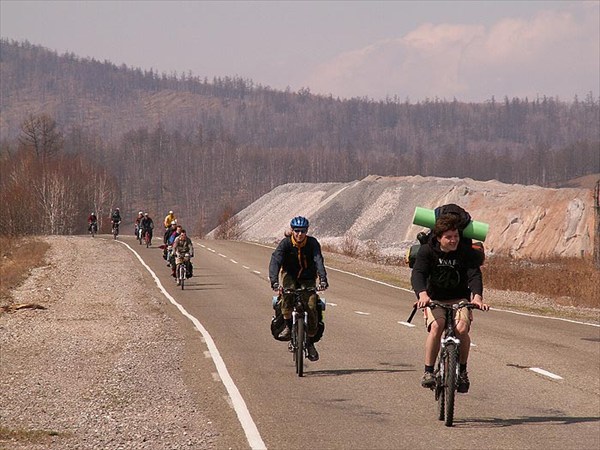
[290,216,309,229]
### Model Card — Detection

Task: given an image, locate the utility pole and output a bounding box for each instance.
[595,179,600,268]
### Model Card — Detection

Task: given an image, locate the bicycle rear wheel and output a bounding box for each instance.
[444,343,458,427]
[295,319,305,377]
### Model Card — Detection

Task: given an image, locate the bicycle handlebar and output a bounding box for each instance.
[406,301,482,323]
[282,287,318,294]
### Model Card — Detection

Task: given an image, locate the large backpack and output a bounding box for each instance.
[406,204,484,268]
[270,295,325,342]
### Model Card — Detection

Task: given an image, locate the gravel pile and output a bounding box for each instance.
[0,236,218,449]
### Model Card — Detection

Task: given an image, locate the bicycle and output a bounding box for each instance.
[175,252,191,289]
[89,222,98,238]
[136,226,143,245]
[112,221,120,240]
[143,229,151,248]
[280,287,325,377]
[407,300,481,427]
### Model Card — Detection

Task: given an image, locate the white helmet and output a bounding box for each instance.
[139,211,143,215]
[169,210,174,214]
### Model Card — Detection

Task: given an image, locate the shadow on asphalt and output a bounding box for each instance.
[304,366,415,377]
[454,415,600,428]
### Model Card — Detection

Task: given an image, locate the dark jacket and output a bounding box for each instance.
[269,236,327,288]
[411,237,483,300]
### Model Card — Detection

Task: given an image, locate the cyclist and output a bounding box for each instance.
[411,214,489,393]
[163,210,176,243]
[88,212,98,232]
[111,208,122,233]
[134,211,144,237]
[140,212,154,244]
[172,229,194,283]
[269,216,328,362]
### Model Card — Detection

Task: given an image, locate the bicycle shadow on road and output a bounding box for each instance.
[304,365,415,378]
[454,415,600,428]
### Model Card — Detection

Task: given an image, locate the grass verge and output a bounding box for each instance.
[0,235,50,305]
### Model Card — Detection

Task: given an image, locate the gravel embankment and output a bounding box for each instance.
[1,236,218,449]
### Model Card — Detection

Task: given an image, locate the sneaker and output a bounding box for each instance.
[176,280,181,286]
[278,326,291,341]
[421,371,435,388]
[457,371,470,393]
[307,343,319,361]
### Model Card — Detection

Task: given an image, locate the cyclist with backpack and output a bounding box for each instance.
[411,210,489,393]
[140,212,154,244]
[269,216,328,362]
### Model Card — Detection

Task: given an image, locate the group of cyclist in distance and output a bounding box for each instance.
[89,208,487,391]
[270,213,488,392]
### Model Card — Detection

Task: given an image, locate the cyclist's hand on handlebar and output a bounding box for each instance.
[318,280,328,291]
[416,292,431,309]
[471,294,489,311]
[271,282,281,293]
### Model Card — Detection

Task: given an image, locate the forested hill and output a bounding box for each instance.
[1,39,599,235]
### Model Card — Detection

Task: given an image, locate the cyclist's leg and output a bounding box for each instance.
[425,308,445,366]
[280,272,297,320]
[303,286,318,337]
[455,308,472,365]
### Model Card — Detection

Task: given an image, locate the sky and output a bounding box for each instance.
[1,0,598,103]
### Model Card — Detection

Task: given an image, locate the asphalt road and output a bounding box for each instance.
[127,237,600,450]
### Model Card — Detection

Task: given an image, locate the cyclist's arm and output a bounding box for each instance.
[268,239,287,287]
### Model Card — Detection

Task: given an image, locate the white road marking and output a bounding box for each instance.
[327,302,338,307]
[398,321,416,328]
[218,253,227,258]
[490,307,600,328]
[529,367,563,380]
[230,259,238,264]
[253,270,261,275]
[118,240,266,450]
[243,265,250,270]
[354,311,371,315]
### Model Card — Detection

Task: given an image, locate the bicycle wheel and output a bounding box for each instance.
[145,232,150,248]
[296,318,305,377]
[179,264,185,290]
[444,343,458,427]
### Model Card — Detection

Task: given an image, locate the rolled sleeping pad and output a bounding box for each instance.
[412,206,489,241]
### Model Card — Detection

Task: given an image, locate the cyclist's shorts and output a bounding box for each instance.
[424,299,473,330]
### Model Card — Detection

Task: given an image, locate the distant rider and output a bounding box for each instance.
[111,208,122,233]
[140,212,154,244]
[134,211,144,237]
[269,216,328,362]
[163,210,176,243]
[172,229,194,282]
[88,212,98,232]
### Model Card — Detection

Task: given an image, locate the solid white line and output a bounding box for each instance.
[490,307,600,328]
[327,266,414,293]
[398,321,416,328]
[118,240,266,450]
[529,367,563,380]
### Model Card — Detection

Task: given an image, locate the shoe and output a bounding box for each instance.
[457,371,470,393]
[171,271,176,278]
[278,326,291,341]
[176,280,181,286]
[421,371,435,388]
[167,263,171,267]
[307,343,319,361]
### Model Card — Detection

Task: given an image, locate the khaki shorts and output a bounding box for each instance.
[424,299,473,330]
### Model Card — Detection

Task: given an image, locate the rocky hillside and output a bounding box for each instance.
[214,175,597,259]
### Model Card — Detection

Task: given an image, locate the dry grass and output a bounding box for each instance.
[483,255,599,308]
[0,235,50,305]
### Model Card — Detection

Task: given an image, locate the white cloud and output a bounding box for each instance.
[305,5,599,102]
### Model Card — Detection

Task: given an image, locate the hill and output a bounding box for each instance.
[216,175,597,260]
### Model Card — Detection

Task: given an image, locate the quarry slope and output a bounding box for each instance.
[218,175,596,259]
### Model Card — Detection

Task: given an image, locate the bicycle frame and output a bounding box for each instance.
[282,287,317,377]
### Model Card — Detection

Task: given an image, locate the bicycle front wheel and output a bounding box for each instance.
[295,319,305,377]
[179,265,185,289]
[444,343,458,427]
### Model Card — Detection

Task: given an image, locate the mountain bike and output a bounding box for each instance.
[112,221,120,240]
[175,252,191,289]
[143,229,151,247]
[89,222,98,238]
[282,287,325,377]
[408,300,481,427]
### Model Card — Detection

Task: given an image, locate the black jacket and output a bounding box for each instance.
[411,237,483,300]
[269,236,327,287]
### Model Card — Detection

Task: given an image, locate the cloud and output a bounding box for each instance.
[305,5,599,102]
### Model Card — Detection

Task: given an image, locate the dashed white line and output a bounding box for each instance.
[354,311,371,316]
[218,253,227,258]
[529,367,563,380]
[252,270,261,275]
[242,265,250,270]
[398,321,416,328]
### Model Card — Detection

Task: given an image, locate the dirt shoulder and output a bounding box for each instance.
[0,236,220,449]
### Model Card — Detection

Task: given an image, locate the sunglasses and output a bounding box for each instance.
[292,228,307,233]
